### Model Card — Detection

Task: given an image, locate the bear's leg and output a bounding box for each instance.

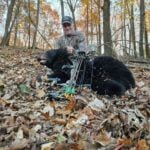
[92,79,126,96]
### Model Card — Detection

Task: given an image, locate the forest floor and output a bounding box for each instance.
[0,48,150,150]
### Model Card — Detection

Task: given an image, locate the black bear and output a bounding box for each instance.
[38,49,135,96]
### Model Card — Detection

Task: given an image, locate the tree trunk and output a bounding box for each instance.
[71,8,77,30]
[145,22,150,58]
[128,24,131,55]
[28,0,31,49]
[123,0,127,54]
[121,14,124,56]
[103,0,113,56]
[60,0,64,17]
[97,0,101,55]
[6,0,21,46]
[1,0,16,47]
[66,0,78,30]
[32,0,40,49]
[121,0,127,56]
[130,5,137,58]
[14,20,19,47]
[126,2,137,57]
[139,0,145,57]
[90,0,93,43]
[14,1,21,47]
[98,23,101,55]
[86,2,89,45]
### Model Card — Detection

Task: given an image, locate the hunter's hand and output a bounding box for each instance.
[66,46,74,54]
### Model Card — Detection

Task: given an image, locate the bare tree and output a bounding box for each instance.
[145,21,150,58]
[130,4,137,58]
[32,0,40,49]
[103,0,113,56]
[66,0,79,30]
[14,0,21,47]
[1,0,16,46]
[60,0,65,17]
[86,2,89,44]
[90,0,93,43]
[97,0,102,55]
[28,0,31,48]
[139,0,145,57]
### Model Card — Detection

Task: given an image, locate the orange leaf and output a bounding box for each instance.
[115,138,132,150]
[65,100,76,111]
[52,118,66,125]
[136,139,149,150]
[69,143,80,150]
[117,138,132,146]
[95,130,112,146]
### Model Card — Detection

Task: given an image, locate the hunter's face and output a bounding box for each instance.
[63,23,73,35]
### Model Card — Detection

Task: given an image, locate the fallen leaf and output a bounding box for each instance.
[9,138,29,150]
[16,128,24,139]
[65,99,76,111]
[19,84,30,94]
[52,118,66,125]
[0,79,5,91]
[57,134,67,143]
[36,89,45,98]
[41,142,53,150]
[42,105,54,117]
[95,130,112,146]
[75,114,88,125]
[136,139,149,150]
[116,138,132,149]
[32,124,42,132]
[88,98,105,111]
[136,81,145,87]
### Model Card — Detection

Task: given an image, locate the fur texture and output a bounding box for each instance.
[38,49,135,96]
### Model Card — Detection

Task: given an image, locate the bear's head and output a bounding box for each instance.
[38,49,71,72]
[38,49,57,68]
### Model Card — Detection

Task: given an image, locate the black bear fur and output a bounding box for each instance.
[38,49,135,96]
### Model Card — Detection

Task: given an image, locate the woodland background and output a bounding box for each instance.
[0,0,149,58]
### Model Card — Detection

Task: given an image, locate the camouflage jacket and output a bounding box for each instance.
[55,31,86,52]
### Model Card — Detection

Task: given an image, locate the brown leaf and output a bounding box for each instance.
[21,124,30,136]
[50,100,56,108]
[95,130,112,146]
[41,112,50,120]
[82,107,94,120]
[69,143,80,150]
[65,99,76,111]
[55,143,68,150]
[4,116,15,126]
[0,98,10,106]
[9,138,29,150]
[136,139,149,150]
[52,118,66,125]
[116,138,132,148]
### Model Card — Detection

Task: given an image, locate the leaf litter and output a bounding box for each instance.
[0,48,149,150]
